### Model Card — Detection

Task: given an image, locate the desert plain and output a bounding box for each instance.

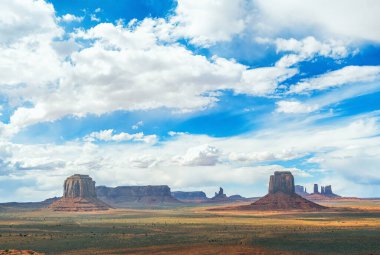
[0,199,379,255]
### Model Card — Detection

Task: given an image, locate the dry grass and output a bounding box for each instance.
[0,200,379,254]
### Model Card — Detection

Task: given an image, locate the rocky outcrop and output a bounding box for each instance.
[171,191,207,201]
[50,174,110,211]
[96,185,180,207]
[313,184,319,194]
[239,171,326,211]
[209,187,228,202]
[321,185,337,196]
[307,184,341,200]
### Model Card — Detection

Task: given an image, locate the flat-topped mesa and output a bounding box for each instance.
[64,174,96,198]
[172,191,207,201]
[268,171,295,195]
[96,185,180,207]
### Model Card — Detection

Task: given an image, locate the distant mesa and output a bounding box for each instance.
[49,174,111,211]
[296,183,341,200]
[172,188,252,203]
[96,185,180,207]
[295,185,308,196]
[171,191,208,201]
[238,171,326,211]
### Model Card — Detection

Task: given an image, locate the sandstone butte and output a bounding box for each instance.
[49,174,110,212]
[239,171,327,211]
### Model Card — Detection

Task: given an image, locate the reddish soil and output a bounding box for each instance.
[211,192,327,211]
[241,192,326,210]
[0,250,43,255]
[55,245,309,255]
[49,197,111,211]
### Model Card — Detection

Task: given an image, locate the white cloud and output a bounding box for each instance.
[275,36,349,67]
[7,20,297,130]
[131,121,143,130]
[238,66,297,95]
[0,0,63,88]
[167,0,380,47]
[289,65,380,94]
[90,14,100,22]
[1,113,380,201]
[171,0,248,46]
[59,14,83,23]
[168,131,187,136]
[0,0,61,45]
[84,129,158,144]
[129,154,160,168]
[276,100,319,114]
[174,144,221,166]
[254,0,380,42]
[229,149,306,163]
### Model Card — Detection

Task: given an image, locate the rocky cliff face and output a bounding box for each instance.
[171,191,207,201]
[306,184,341,200]
[96,185,180,207]
[50,174,110,211]
[64,174,96,198]
[268,171,295,194]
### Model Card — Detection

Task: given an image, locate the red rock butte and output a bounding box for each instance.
[240,171,326,211]
[49,174,110,211]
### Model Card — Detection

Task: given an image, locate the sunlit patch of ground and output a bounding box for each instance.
[0,250,43,255]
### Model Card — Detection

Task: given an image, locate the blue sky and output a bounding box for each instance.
[0,0,380,201]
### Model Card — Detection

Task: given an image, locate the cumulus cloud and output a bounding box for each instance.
[254,0,380,42]
[84,129,158,144]
[7,20,298,130]
[59,14,83,23]
[171,0,248,46]
[0,0,61,44]
[0,114,380,201]
[131,121,144,130]
[276,100,320,114]
[128,154,160,168]
[228,149,306,163]
[1,0,380,202]
[0,0,63,88]
[174,144,221,166]
[167,0,380,46]
[275,36,349,67]
[6,0,375,132]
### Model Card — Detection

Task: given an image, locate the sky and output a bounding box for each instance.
[0,0,380,202]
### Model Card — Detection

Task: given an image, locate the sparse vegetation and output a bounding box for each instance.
[0,200,379,254]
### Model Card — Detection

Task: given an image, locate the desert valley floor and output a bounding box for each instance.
[0,199,380,255]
